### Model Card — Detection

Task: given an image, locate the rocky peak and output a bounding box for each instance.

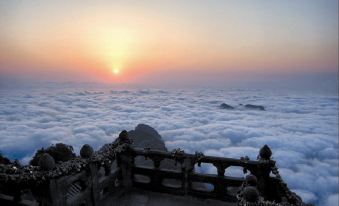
[128,124,167,151]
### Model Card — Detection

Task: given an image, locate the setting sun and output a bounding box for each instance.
[112,68,120,75]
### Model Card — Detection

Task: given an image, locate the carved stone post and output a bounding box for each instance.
[49,179,66,206]
[119,152,133,189]
[150,156,164,188]
[81,144,97,205]
[116,131,134,190]
[31,154,58,206]
[256,145,277,201]
[89,163,99,206]
[183,157,195,195]
[212,162,228,198]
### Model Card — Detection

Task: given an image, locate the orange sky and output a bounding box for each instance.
[0,1,338,84]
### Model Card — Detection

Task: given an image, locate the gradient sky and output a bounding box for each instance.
[0,0,338,85]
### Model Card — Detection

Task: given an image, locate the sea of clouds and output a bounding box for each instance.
[0,84,337,205]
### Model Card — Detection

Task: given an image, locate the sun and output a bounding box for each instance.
[112,68,120,75]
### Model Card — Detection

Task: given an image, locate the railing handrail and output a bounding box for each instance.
[132,147,261,168]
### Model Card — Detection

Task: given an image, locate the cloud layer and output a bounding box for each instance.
[0,85,337,205]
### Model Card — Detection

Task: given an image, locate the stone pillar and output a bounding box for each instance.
[89,163,99,206]
[116,130,134,190]
[212,162,228,198]
[118,150,134,189]
[149,156,164,189]
[256,145,278,201]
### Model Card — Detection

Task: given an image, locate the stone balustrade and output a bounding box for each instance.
[0,139,308,206]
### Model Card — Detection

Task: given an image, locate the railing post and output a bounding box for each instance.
[89,162,99,205]
[116,131,134,190]
[31,154,61,206]
[118,152,134,189]
[212,162,229,198]
[256,145,276,201]
[149,156,164,188]
[80,144,97,206]
[48,178,66,206]
[183,157,195,195]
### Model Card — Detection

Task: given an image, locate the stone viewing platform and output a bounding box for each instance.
[0,125,311,206]
[101,188,236,206]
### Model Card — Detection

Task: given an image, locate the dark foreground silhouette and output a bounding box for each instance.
[0,124,311,206]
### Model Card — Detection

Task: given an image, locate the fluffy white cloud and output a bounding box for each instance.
[0,85,337,205]
[323,193,339,206]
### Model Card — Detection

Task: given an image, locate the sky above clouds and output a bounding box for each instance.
[0,0,338,85]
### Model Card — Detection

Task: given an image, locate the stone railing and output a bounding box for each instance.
[131,147,260,201]
[0,138,308,206]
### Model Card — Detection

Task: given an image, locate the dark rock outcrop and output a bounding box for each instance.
[219,103,234,110]
[128,124,167,151]
[100,124,184,175]
[127,124,184,188]
[99,124,182,172]
[245,104,265,111]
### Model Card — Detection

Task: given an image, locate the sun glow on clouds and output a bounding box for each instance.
[112,68,120,75]
[86,27,139,75]
[77,15,182,82]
